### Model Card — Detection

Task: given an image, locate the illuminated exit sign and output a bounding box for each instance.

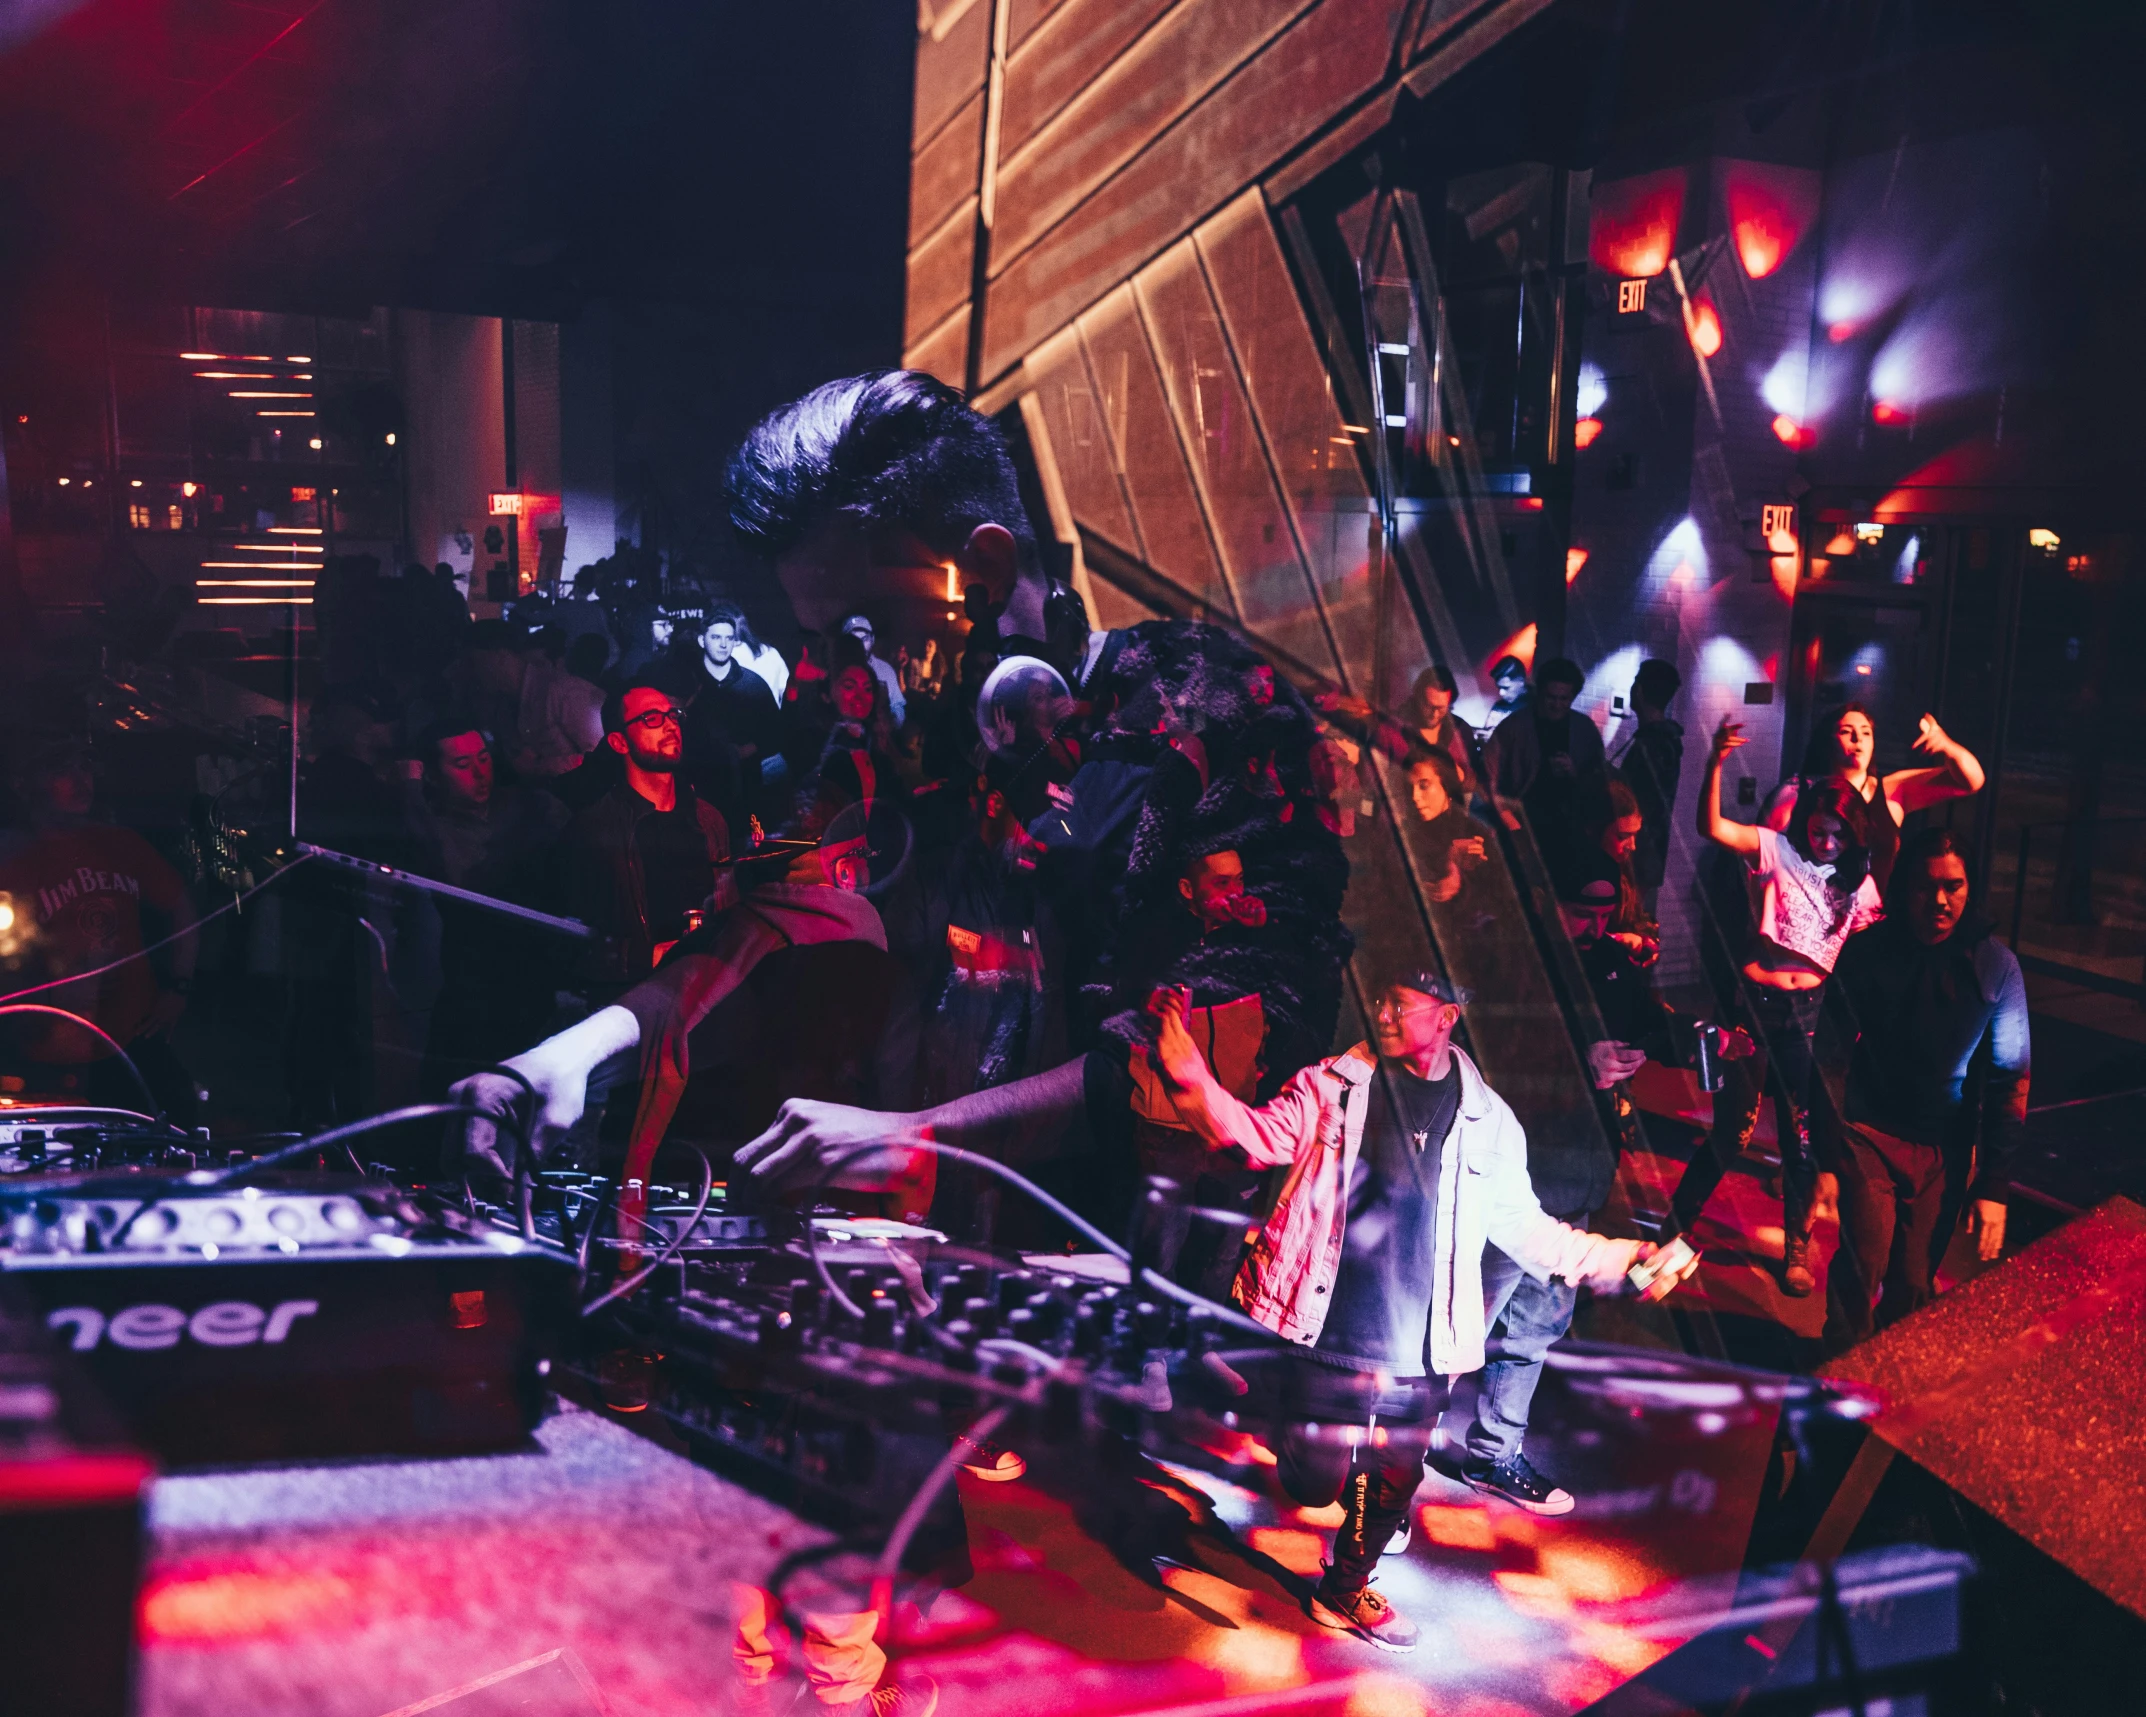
[1617,278,1648,314]
[1761,503,1797,544]
[488,492,525,516]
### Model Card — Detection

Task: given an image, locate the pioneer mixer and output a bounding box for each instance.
[0,1148,578,1466]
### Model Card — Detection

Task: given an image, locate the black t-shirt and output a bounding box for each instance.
[635,801,715,947]
[1314,1061,1461,1377]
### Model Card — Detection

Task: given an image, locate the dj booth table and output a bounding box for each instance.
[136,1369,1813,1717]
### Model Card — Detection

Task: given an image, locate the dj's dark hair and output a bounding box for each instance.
[725,370,1039,570]
[1489,654,1528,683]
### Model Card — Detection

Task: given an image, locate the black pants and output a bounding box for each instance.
[1271,1358,1447,1593]
[1824,1122,1955,1353]
[1671,986,1825,1238]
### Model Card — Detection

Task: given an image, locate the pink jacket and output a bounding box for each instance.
[1178,1042,1641,1375]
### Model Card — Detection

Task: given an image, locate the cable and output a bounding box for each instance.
[580,1143,713,1317]
[795,1137,1273,1340]
[0,851,310,1008]
[464,1063,541,1243]
[102,1102,530,1251]
[0,1003,174,1125]
[868,1402,1012,1627]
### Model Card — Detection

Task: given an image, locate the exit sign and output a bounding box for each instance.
[488,492,525,516]
[1760,503,1796,542]
[1617,278,1648,314]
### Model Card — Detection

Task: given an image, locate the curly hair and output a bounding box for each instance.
[724,370,1039,572]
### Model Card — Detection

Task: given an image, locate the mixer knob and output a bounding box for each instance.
[959,1295,997,1335]
[862,1298,899,1346]
[995,1269,1035,1313]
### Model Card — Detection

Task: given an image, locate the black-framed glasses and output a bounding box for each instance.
[625,707,683,731]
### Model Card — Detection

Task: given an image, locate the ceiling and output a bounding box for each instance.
[0,0,914,324]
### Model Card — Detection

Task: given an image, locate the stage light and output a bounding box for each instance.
[2028,527,2060,550]
[182,482,198,497]
[1575,363,1607,419]
[1825,530,1855,555]
[286,356,311,363]
[55,477,68,486]
[1589,169,1685,277]
[229,391,312,399]
[1771,414,1797,445]
[308,438,324,450]
[82,479,91,488]
[945,564,960,601]
[178,352,222,361]
[384,433,396,446]
[1573,417,1603,449]
[130,478,143,487]
[1856,663,1871,674]
[1724,163,1818,280]
[194,372,275,380]
[1871,399,1909,425]
[1565,547,1588,584]
[1827,321,1857,343]
[1684,299,1722,358]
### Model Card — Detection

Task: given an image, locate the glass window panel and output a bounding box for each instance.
[1196,191,1383,696]
[1076,284,1233,621]
[1024,326,1140,559]
[1133,239,1335,676]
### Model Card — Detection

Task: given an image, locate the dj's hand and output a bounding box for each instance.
[736,1098,926,1196]
[451,1056,586,1186]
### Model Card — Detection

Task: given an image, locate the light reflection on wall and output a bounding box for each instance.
[1646,517,1707,591]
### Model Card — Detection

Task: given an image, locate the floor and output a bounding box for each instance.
[138,1347,1783,1717]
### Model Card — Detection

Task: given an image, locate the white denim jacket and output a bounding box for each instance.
[1185,1042,1641,1376]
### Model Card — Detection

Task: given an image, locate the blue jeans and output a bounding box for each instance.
[1464,1247,1579,1469]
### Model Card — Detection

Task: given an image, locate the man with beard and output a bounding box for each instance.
[555,678,730,1000]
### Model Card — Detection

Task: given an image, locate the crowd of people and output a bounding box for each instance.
[0,368,2029,1695]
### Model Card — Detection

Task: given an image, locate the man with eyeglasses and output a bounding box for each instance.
[556,678,731,995]
[837,610,906,725]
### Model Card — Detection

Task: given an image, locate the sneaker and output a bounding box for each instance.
[1386,1518,1412,1556]
[1462,1451,1575,1516]
[1781,1233,1815,1298]
[1309,1578,1420,1653]
[953,1432,1026,1483]
[827,1676,938,1717]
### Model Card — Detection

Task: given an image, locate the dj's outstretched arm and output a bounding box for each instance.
[452,1003,643,1182]
[735,1057,1091,1196]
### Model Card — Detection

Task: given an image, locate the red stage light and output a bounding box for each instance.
[1685,299,1722,358]
[1871,398,1910,425]
[1770,414,1815,450]
[1588,170,1685,277]
[1573,417,1604,448]
[1723,163,1819,280]
[1565,547,1589,584]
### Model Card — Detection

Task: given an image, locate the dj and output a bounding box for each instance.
[460,373,1351,1230]
[1145,971,1697,1653]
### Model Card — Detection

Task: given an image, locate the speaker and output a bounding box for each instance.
[1811,1195,2146,1714]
